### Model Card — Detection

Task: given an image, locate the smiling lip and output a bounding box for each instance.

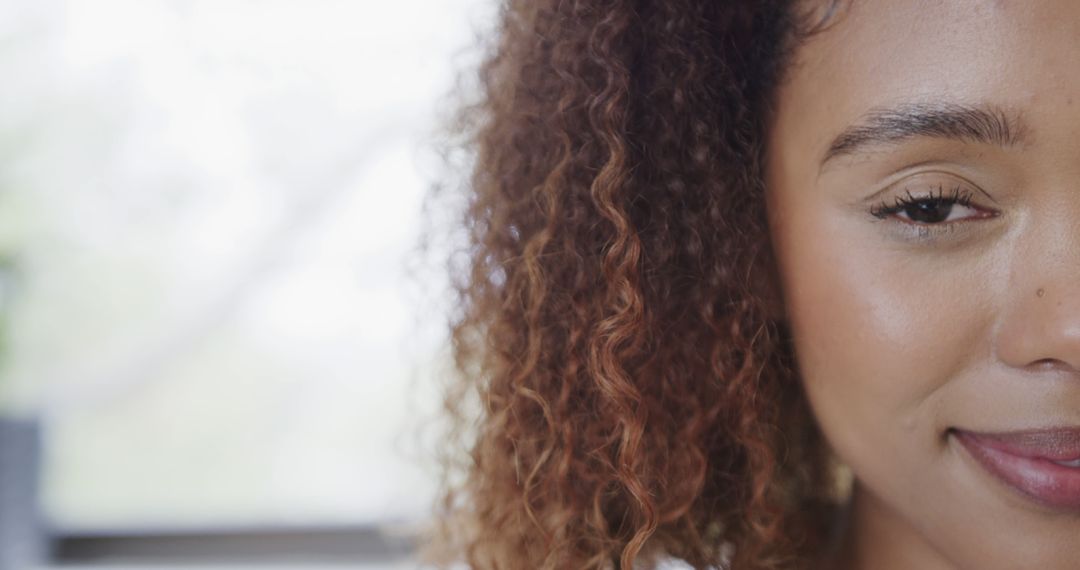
[953,427,1080,511]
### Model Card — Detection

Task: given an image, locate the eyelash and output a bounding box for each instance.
[869,183,985,237]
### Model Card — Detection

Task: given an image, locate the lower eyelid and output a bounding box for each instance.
[883,219,964,244]
[890,208,1002,243]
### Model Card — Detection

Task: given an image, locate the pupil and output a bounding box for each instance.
[906,200,951,223]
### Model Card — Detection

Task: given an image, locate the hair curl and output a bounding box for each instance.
[424,1,848,568]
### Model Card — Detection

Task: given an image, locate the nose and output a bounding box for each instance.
[993,208,1080,376]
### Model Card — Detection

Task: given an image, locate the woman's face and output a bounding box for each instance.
[765,1,1080,568]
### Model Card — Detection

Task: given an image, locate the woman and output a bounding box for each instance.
[425,0,1080,568]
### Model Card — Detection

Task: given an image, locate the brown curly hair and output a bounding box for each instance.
[424,1,849,568]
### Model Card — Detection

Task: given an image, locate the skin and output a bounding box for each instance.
[763,1,1080,569]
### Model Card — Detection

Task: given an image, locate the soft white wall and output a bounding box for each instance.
[0,0,494,529]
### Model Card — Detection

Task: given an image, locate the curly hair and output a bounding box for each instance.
[424,1,849,568]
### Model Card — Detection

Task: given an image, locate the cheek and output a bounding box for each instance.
[772,207,993,476]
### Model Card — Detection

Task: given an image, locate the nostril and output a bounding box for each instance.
[1029,358,1080,376]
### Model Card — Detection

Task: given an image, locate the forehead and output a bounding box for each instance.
[770,0,1080,164]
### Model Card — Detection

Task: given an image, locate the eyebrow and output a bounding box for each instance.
[819,102,1029,172]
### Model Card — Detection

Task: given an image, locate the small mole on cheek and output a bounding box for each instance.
[1037,288,1045,298]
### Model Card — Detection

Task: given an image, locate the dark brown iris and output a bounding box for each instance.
[905,199,953,224]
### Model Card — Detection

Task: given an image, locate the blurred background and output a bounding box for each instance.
[0,0,494,567]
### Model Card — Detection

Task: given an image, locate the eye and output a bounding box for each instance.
[887,192,977,224]
[869,184,993,226]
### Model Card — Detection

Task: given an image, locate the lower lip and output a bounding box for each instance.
[954,430,1080,511]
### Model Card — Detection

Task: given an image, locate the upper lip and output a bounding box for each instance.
[953,427,1080,462]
